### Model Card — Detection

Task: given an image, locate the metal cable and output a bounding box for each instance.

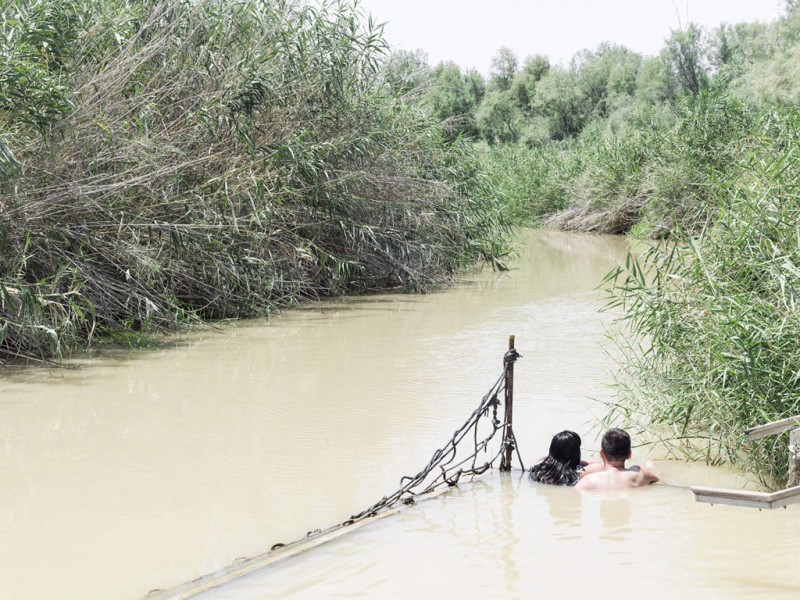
[270,352,524,550]
[347,353,521,523]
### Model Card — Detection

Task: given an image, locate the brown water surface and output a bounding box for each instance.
[1,230,796,600]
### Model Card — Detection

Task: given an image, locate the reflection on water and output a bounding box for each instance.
[597,494,632,540]
[196,472,800,600]
[1,231,798,600]
[534,482,582,535]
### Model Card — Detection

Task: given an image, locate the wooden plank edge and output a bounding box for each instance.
[767,484,800,507]
[691,486,776,509]
[745,416,800,440]
[144,486,453,600]
[690,484,800,510]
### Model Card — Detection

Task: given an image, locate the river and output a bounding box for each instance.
[1,230,798,599]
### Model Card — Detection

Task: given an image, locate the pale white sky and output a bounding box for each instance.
[356,0,786,73]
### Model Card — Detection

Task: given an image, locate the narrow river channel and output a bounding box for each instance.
[1,231,798,599]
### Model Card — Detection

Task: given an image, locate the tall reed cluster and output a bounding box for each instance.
[605,108,800,486]
[0,0,510,362]
[483,93,756,236]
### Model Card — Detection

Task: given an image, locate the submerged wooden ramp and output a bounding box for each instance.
[691,484,800,509]
[691,415,800,510]
[146,337,525,599]
[145,487,452,600]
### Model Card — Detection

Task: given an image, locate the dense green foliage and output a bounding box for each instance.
[0,0,511,363]
[606,109,800,485]
[399,6,800,231]
[382,4,800,484]
[6,0,800,485]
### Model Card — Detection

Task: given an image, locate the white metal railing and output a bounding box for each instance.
[691,415,800,510]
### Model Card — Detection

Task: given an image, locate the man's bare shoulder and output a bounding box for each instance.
[575,469,616,491]
[576,468,656,491]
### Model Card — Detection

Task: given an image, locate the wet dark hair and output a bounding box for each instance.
[528,430,582,486]
[601,428,631,462]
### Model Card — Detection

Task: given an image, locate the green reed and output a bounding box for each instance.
[605,108,800,486]
[0,0,511,363]
[481,93,757,236]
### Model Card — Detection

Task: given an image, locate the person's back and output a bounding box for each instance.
[575,466,656,490]
[575,428,659,491]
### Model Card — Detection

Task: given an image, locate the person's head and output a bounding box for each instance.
[529,430,583,486]
[548,430,582,469]
[601,428,632,464]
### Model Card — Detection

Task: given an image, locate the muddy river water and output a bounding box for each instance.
[1,231,798,599]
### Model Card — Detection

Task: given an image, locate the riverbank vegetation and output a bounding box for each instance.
[606,122,800,485]
[391,3,800,485]
[0,0,511,363]
[5,0,800,485]
[398,10,800,236]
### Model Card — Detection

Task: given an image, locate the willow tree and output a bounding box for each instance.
[663,24,709,96]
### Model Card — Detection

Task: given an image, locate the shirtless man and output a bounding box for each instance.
[576,428,659,491]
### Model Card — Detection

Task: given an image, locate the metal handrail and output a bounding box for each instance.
[690,415,800,510]
[745,415,800,441]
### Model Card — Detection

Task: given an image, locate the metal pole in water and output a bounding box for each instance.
[501,335,515,471]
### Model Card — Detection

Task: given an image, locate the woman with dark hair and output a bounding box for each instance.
[528,430,588,486]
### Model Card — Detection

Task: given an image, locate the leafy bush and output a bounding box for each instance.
[478,142,583,223]
[605,109,800,486]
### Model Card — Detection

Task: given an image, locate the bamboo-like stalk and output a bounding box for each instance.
[603,108,800,487]
[0,0,512,364]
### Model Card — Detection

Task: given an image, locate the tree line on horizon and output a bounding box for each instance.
[383,8,800,148]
